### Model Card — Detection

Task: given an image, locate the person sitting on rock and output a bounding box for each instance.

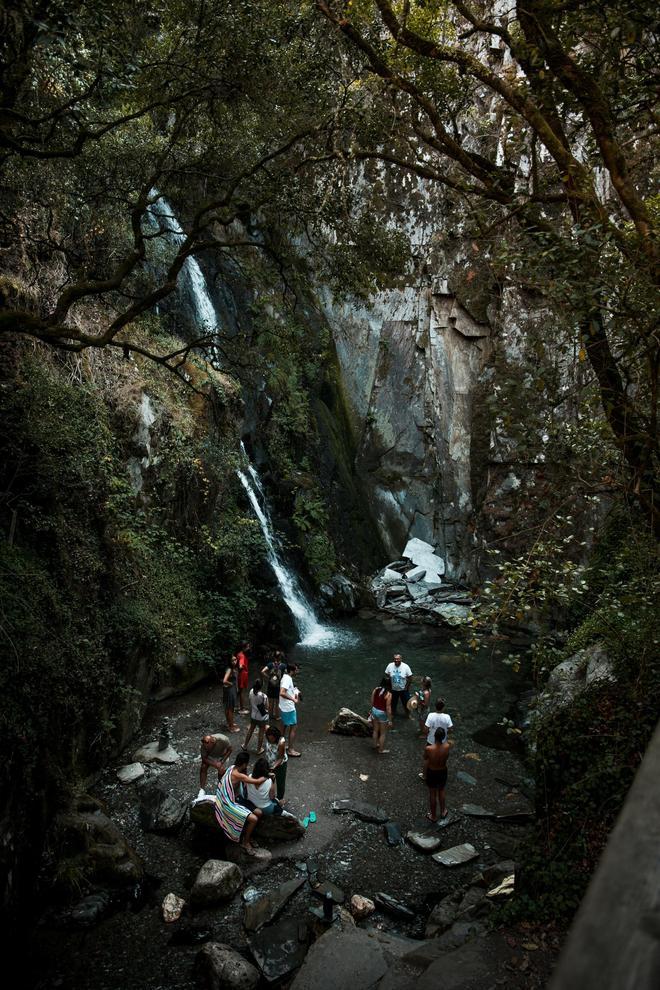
[264,724,288,801]
[370,676,393,754]
[243,678,269,753]
[424,696,453,746]
[245,756,283,816]
[215,750,268,856]
[423,726,451,821]
[198,733,232,798]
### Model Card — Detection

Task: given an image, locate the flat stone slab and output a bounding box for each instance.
[373,892,416,920]
[461,804,495,818]
[406,831,444,853]
[290,925,416,990]
[456,771,477,786]
[331,799,389,824]
[117,762,145,784]
[248,918,309,983]
[244,877,305,932]
[432,843,479,867]
[133,741,180,764]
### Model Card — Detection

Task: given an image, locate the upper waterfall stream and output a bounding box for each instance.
[149,195,340,646]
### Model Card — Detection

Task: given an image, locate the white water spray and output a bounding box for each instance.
[237,448,336,646]
[147,195,218,331]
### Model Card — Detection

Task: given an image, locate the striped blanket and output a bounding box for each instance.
[215,765,250,842]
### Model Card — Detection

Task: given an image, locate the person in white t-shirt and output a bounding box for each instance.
[279,663,302,757]
[424,697,453,746]
[384,654,413,718]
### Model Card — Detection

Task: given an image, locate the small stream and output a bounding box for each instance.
[29,615,531,990]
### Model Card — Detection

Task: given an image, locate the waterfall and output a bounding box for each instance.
[146,194,218,332]
[237,448,335,646]
[147,194,337,646]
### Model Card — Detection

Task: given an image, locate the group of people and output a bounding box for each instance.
[200,645,304,854]
[202,645,455,854]
[370,653,454,822]
[220,646,302,759]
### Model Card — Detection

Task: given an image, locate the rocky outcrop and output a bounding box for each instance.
[534,642,615,716]
[50,795,144,893]
[370,540,475,625]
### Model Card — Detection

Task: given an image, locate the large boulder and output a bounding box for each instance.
[194,943,259,990]
[139,780,188,833]
[190,799,304,844]
[330,708,372,737]
[51,796,144,891]
[318,574,358,614]
[190,860,243,909]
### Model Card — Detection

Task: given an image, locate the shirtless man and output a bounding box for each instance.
[423,727,451,822]
[198,733,232,798]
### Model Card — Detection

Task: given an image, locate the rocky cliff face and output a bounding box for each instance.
[321,279,491,583]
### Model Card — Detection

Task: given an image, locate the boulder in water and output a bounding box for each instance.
[190,860,243,909]
[330,709,372,737]
[194,942,260,990]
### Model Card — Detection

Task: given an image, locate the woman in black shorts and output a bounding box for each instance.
[423,726,451,821]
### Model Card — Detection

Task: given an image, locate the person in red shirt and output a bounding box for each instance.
[236,642,250,714]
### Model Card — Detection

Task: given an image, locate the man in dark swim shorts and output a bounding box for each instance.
[422,726,451,821]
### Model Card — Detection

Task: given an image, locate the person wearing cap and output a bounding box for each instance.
[384,653,413,718]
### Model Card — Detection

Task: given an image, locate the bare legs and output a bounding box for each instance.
[241,809,263,853]
[225,704,240,733]
[286,722,300,756]
[244,722,266,752]
[427,786,447,822]
[371,719,389,754]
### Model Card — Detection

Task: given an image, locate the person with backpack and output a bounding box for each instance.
[243,678,269,753]
[261,649,286,719]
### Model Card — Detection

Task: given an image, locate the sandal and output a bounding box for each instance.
[301,816,309,828]
[309,811,316,824]
[426,813,437,822]
[288,750,302,758]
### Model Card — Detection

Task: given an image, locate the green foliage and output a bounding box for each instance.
[496,515,659,923]
[0,345,263,792]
